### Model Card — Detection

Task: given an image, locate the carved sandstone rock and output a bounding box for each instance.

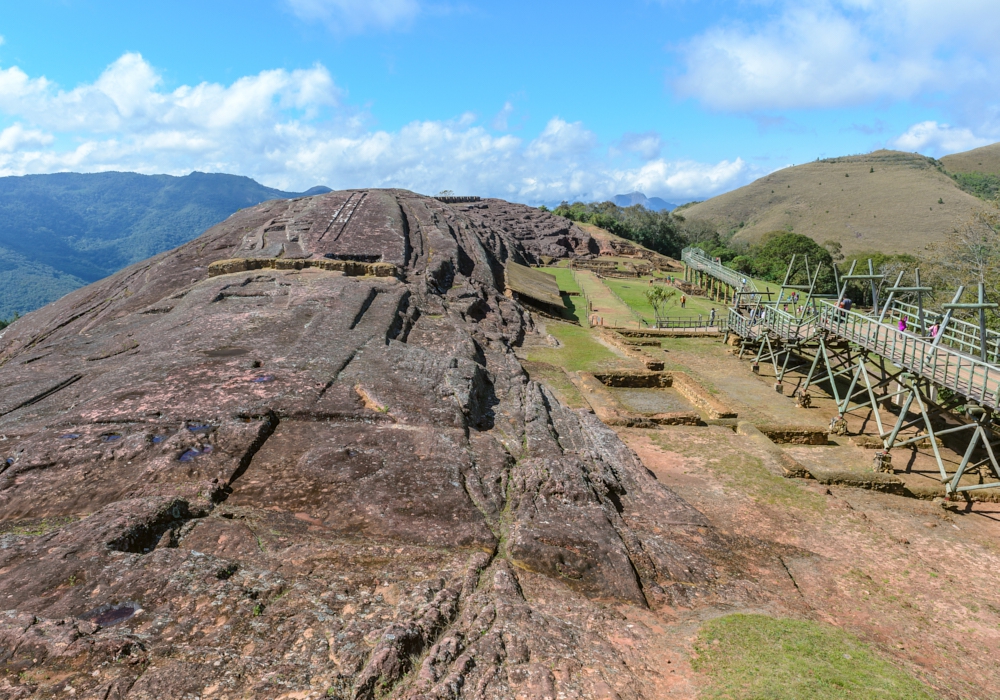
[0,190,765,698]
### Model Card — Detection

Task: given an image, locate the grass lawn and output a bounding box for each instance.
[693,614,936,700]
[526,320,631,374]
[543,266,582,294]
[602,277,729,325]
[573,270,637,328]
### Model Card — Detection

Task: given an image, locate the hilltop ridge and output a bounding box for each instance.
[941,142,1000,176]
[680,149,987,255]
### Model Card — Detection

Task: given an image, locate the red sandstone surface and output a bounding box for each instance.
[0,191,785,699]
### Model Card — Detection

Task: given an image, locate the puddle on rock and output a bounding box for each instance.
[250,375,274,383]
[179,445,213,462]
[83,603,138,627]
[102,434,123,443]
[609,387,696,415]
[60,434,81,439]
[186,424,213,433]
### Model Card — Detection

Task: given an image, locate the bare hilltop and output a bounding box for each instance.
[680,148,996,255]
[940,142,1000,176]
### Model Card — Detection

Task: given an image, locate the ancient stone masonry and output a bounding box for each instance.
[0,189,774,699]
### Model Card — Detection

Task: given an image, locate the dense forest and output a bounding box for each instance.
[0,172,328,321]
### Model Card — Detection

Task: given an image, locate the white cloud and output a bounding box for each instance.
[0,35,5,47]
[285,0,419,33]
[0,53,753,203]
[674,0,1000,111]
[0,123,53,152]
[525,118,597,160]
[617,132,662,161]
[891,121,992,155]
[623,158,750,201]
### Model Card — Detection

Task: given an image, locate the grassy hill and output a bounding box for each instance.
[0,172,328,320]
[679,150,986,256]
[940,142,1000,176]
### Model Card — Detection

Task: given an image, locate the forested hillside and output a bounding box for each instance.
[0,171,328,320]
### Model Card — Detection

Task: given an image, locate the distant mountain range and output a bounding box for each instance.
[0,172,329,320]
[612,191,677,211]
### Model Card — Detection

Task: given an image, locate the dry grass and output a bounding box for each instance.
[682,150,984,256]
[941,142,1000,177]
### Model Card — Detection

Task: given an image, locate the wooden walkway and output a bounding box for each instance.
[818,303,1000,410]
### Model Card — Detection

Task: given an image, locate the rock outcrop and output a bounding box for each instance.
[0,190,762,698]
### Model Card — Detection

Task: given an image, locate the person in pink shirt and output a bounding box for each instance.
[898,316,908,332]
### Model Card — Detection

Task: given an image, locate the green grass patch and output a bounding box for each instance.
[0,516,76,536]
[573,271,637,327]
[693,614,936,700]
[602,277,728,324]
[527,321,625,373]
[544,267,582,294]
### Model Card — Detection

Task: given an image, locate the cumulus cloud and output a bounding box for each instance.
[525,118,598,160]
[623,158,749,201]
[617,132,662,161]
[674,0,1000,112]
[0,124,53,152]
[891,121,993,155]
[285,0,420,33]
[0,53,753,203]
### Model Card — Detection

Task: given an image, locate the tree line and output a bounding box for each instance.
[545,193,1000,326]
[543,201,687,258]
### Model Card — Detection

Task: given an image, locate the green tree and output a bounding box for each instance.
[645,285,674,317]
[751,232,836,292]
[551,200,686,258]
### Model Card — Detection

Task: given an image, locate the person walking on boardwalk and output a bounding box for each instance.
[898,316,908,333]
[709,308,716,326]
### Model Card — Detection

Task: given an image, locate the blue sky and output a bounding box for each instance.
[0,0,997,204]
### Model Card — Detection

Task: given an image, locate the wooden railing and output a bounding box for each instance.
[882,301,1000,364]
[726,309,760,339]
[817,301,1000,409]
[681,247,762,305]
[654,315,722,330]
[726,304,817,342]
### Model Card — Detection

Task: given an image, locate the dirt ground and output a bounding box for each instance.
[527,324,1000,699]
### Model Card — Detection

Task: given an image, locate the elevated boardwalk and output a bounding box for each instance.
[818,301,999,410]
[690,250,1000,496]
[681,247,756,295]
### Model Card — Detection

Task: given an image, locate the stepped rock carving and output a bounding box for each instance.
[0,190,771,698]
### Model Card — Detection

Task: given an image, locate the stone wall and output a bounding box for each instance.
[208,257,399,278]
[670,372,738,420]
